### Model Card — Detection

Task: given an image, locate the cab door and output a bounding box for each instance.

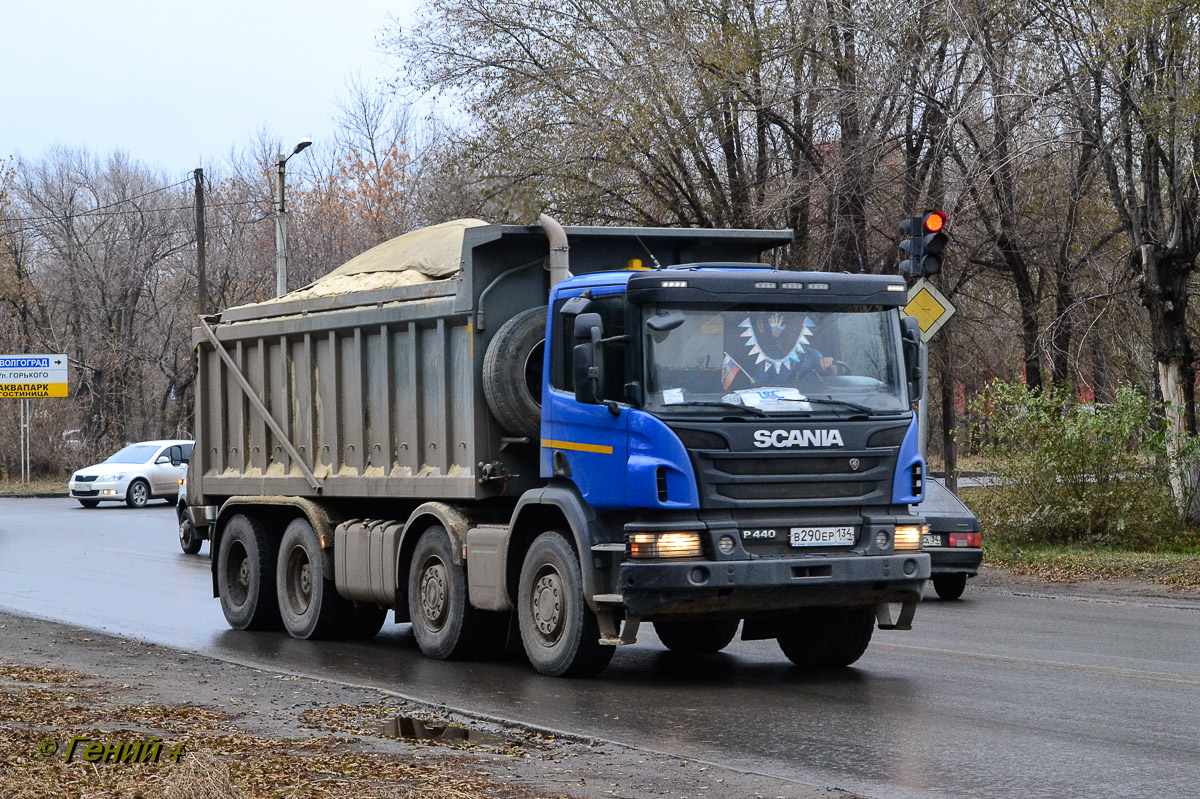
[541,290,630,509]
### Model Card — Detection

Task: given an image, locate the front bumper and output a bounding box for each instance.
[69,479,127,500]
[618,552,930,616]
[926,547,983,575]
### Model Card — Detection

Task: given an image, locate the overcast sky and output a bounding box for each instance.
[1,0,419,181]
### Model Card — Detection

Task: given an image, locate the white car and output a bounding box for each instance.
[69,440,194,509]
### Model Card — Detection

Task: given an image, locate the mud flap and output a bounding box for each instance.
[875,598,917,630]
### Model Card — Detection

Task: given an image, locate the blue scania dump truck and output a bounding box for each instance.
[186,216,930,676]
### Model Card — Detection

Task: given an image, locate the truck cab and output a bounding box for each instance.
[533,265,928,652]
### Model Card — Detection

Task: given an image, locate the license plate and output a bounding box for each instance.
[789,526,855,546]
[922,534,942,548]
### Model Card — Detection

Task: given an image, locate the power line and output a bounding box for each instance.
[0,177,193,224]
[0,197,272,238]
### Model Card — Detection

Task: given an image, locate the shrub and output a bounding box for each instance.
[969,381,1176,548]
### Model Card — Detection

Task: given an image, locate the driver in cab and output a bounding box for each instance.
[721,311,839,392]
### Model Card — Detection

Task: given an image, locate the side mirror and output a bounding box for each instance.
[573,312,604,404]
[900,316,925,402]
[155,455,170,465]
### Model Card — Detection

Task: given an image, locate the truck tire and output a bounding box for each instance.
[276,518,350,639]
[179,513,203,555]
[654,618,740,654]
[482,306,546,440]
[777,606,874,668]
[217,514,283,631]
[408,526,489,659]
[517,531,615,677]
[932,573,967,600]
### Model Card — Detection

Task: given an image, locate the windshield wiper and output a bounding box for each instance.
[670,400,771,417]
[799,397,881,414]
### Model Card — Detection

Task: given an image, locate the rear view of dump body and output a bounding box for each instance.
[189,218,929,677]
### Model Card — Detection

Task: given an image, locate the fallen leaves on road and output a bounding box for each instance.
[0,664,563,799]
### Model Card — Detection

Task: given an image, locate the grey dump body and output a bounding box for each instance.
[191,224,786,507]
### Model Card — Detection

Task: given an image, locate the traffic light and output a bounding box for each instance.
[898,211,948,276]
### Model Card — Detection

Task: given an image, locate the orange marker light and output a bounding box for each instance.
[924,211,946,232]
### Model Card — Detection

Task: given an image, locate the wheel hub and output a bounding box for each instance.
[532,571,563,639]
[285,550,313,616]
[419,559,448,630]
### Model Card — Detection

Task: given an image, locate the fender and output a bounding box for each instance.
[506,481,606,612]
[392,502,472,617]
[210,495,336,598]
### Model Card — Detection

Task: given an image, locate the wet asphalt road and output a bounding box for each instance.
[1,497,1198,799]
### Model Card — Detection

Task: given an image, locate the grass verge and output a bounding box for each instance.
[983,538,1200,591]
[0,476,69,495]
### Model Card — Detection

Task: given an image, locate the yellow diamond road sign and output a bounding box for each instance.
[904,279,955,341]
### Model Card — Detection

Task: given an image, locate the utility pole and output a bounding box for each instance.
[275,138,312,297]
[194,168,207,315]
[274,154,288,297]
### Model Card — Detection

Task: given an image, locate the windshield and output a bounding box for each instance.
[105,444,159,464]
[644,304,907,415]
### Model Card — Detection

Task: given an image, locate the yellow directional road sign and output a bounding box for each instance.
[904,279,956,341]
[0,354,69,398]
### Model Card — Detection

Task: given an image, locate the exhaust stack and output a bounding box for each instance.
[539,213,571,289]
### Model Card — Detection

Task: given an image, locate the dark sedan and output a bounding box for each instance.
[919,478,983,600]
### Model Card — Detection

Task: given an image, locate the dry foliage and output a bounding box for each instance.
[0,664,557,799]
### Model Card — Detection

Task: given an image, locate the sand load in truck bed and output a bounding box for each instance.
[232,218,488,309]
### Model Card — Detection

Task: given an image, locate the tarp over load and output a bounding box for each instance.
[226,218,488,314]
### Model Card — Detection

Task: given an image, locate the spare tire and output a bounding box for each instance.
[483,306,546,440]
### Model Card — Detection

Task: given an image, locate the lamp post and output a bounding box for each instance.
[275,137,312,297]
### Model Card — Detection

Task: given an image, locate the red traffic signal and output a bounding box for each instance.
[898,211,949,276]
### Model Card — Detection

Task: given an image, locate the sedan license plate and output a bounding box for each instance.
[790,526,855,546]
[922,533,942,548]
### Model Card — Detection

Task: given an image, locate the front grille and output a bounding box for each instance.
[72,488,98,496]
[693,450,894,508]
[717,481,876,501]
[74,475,97,483]
[714,457,881,476]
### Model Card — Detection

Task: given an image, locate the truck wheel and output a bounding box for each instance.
[125,479,150,508]
[78,499,100,508]
[277,517,352,639]
[654,618,740,654]
[483,306,546,440]
[217,514,282,631]
[517,531,615,677]
[932,573,967,600]
[178,513,203,555]
[343,604,389,640]
[408,526,487,659]
[777,606,874,668]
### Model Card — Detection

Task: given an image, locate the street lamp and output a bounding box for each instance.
[275,137,312,297]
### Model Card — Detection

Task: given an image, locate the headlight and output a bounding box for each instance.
[627,531,704,559]
[98,472,126,482]
[894,524,926,551]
